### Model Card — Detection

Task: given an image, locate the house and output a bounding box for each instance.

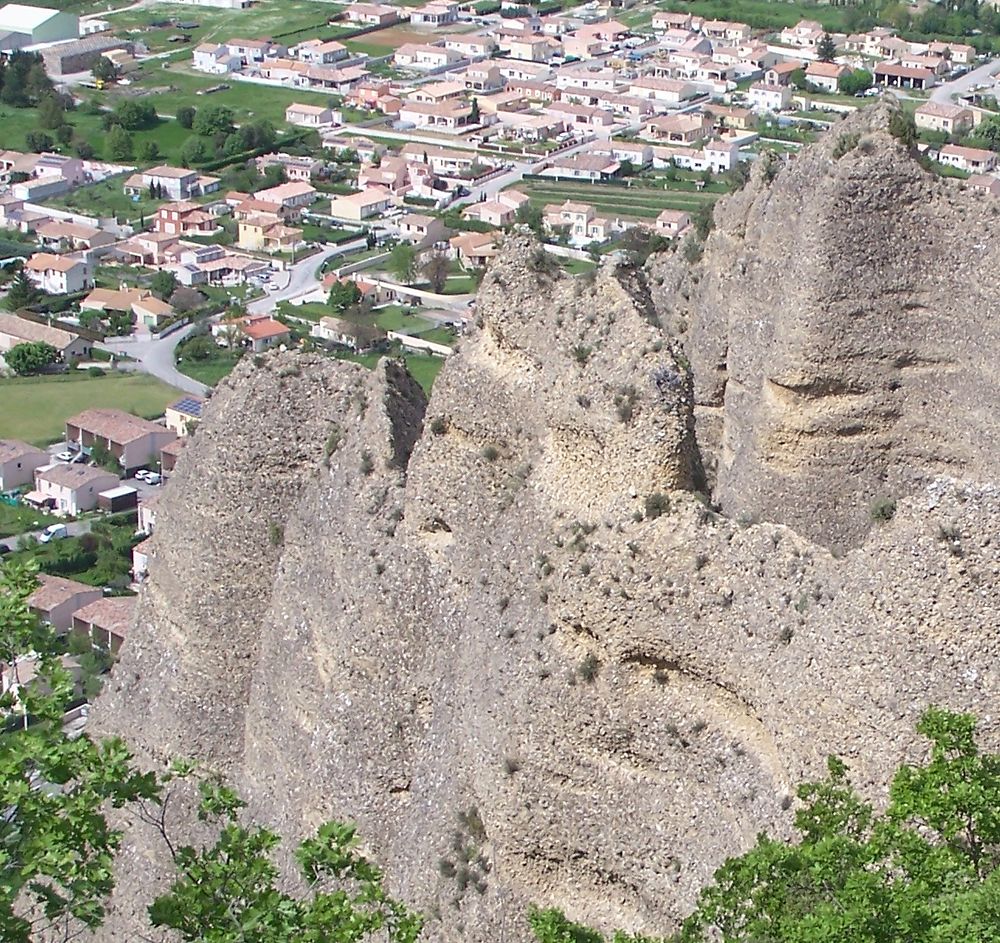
[35,220,114,253]
[79,286,147,316]
[398,99,475,131]
[914,101,973,136]
[701,19,751,42]
[748,81,791,112]
[285,103,339,127]
[213,313,290,352]
[462,189,529,227]
[779,19,825,49]
[587,140,653,167]
[154,201,218,236]
[705,103,754,131]
[131,535,152,581]
[443,34,496,59]
[345,3,399,26]
[24,252,89,294]
[543,200,613,244]
[132,296,174,329]
[358,156,410,194]
[159,437,185,473]
[295,38,348,65]
[644,112,713,145]
[255,152,324,182]
[394,43,462,70]
[407,79,467,104]
[873,62,937,90]
[28,575,102,634]
[236,217,304,253]
[398,213,447,246]
[0,439,47,490]
[192,42,241,73]
[125,166,219,201]
[409,1,458,26]
[804,60,849,93]
[137,495,157,536]
[64,409,177,475]
[507,34,556,63]
[254,180,317,210]
[627,76,697,104]
[328,186,394,221]
[969,174,1000,196]
[938,144,997,173]
[545,101,615,129]
[226,37,286,64]
[462,63,504,92]
[928,40,975,65]
[449,230,501,267]
[764,60,804,86]
[34,464,120,516]
[652,11,695,32]
[540,154,620,180]
[312,316,384,352]
[71,596,136,656]
[165,395,205,437]
[654,208,690,236]
[0,313,91,360]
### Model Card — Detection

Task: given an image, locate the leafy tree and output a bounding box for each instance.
[92,56,119,84]
[328,279,362,311]
[147,781,423,943]
[179,135,210,168]
[789,68,810,91]
[37,94,64,130]
[112,100,157,131]
[136,140,160,162]
[0,561,160,943]
[5,270,38,310]
[150,270,177,301]
[24,63,52,103]
[969,114,1000,152]
[817,32,837,62]
[421,251,450,294]
[73,140,94,160]
[106,125,134,161]
[176,105,196,129]
[192,105,235,137]
[24,131,52,154]
[838,68,874,95]
[55,124,73,146]
[469,95,480,123]
[107,310,134,336]
[4,340,57,374]
[388,242,417,284]
[515,201,544,235]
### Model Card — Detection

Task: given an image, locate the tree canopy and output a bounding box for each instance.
[4,341,57,375]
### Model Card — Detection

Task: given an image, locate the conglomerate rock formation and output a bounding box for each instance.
[93,103,1000,942]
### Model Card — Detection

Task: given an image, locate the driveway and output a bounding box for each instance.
[99,321,208,397]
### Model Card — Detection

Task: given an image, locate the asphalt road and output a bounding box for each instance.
[248,243,366,314]
[930,59,1000,104]
[100,321,207,396]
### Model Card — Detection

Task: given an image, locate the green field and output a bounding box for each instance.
[48,175,163,223]
[176,351,243,386]
[559,258,597,276]
[660,0,858,32]
[0,503,57,539]
[334,348,445,392]
[513,179,720,219]
[0,373,183,446]
[104,1,346,53]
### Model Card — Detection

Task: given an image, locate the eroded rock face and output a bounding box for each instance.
[651,102,1000,550]
[93,143,1000,943]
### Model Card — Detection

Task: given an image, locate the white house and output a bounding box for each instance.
[285,102,339,127]
[748,82,791,112]
[23,252,89,295]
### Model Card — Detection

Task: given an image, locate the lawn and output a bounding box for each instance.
[372,307,435,333]
[47,175,163,224]
[175,350,244,386]
[0,105,104,157]
[441,274,478,295]
[513,179,720,219]
[660,0,857,33]
[0,502,57,539]
[0,373,183,446]
[333,348,445,392]
[104,0,344,53]
[560,258,597,276]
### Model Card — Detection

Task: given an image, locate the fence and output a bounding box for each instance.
[386,330,453,357]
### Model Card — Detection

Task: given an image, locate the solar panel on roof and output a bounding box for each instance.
[172,397,203,417]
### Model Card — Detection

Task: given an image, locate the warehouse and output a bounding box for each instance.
[0,4,78,45]
[40,35,132,75]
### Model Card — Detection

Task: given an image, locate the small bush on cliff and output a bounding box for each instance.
[870,496,896,523]
[832,131,860,159]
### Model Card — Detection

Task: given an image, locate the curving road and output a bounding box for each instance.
[99,321,208,396]
[930,59,1000,104]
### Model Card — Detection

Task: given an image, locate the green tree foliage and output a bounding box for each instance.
[147,782,423,943]
[150,270,177,301]
[23,131,52,154]
[36,94,64,131]
[969,114,1000,152]
[388,242,418,284]
[789,68,810,91]
[421,251,450,294]
[106,126,134,161]
[4,341,57,375]
[136,140,160,162]
[111,99,157,131]
[0,562,160,943]
[817,32,837,62]
[529,907,660,943]
[838,69,874,95]
[179,135,209,168]
[328,279,362,311]
[192,105,235,137]
[176,105,196,129]
[470,95,480,123]
[0,52,53,108]
[515,201,544,235]
[91,56,119,84]
[4,271,38,311]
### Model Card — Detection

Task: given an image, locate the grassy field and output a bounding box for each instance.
[176,350,243,386]
[0,373,183,446]
[560,258,597,275]
[334,348,445,392]
[48,175,163,223]
[513,179,720,219]
[104,1,345,53]
[0,503,57,539]
[660,0,857,32]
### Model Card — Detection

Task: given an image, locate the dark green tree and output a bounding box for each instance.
[192,105,235,137]
[91,56,119,84]
[37,94,64,130]
[817,32,837,62]
[176,105,196,129]
[106,125,134,161]
[24,131,52,154]
[470,95,480,123]
[421,251,450,294]
[5,270,38,310]
[328,279,362,311]
[150,270,177,301]
[838,68,874,95]
[387,242,418,284]
[4,341,57,375]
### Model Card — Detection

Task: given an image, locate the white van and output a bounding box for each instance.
[39,523,68,543]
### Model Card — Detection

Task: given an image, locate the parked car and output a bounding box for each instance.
[39,523,68,543]
[134,469,151,481]
[0,544,10,555]
[145,472,162,486]
[55,450,74,462]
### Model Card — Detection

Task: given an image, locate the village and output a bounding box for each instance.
[1,0,999,700]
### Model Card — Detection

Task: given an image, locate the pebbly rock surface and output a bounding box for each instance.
[650,101,1000,551]
[93,134,1000,943]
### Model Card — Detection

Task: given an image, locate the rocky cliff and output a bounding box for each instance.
[92,104,1000,942]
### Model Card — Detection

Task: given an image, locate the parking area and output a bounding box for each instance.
[45,442,170,503]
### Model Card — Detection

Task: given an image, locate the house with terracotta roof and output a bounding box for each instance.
[394,43,462,70]
[749,81,791,112]
[29,574,102,633]
[914,101,973,135]
[462,189,529,227]
[542,200,616,244]
[155,201,219,236]
[312,316,384,352]
[969,174,1000,196]
[654,208,691,236]
[236,216,304,253]
[938,144,997,173]
[358,156,410,194]
[24,252,89,294]
[131,535,152,581]
[540,154,621,181]
[165,395,205,437]
[35,220,115,253]
[328,186,394,221]
[779,19,825,48]
[72,595,136,656]
[0,312,91,360]
[124,165,220,201]
[643,112,713,145]
[34,464,120,516]
[212,313,290,352]
[254,180,318,211]
[0,439,48,490]
[285,102,339,127]
[804,60,850,93]
[346,2,400,26]
[449,230,501,267]
[295,38,348,65]
[409,1,458,26]
[764,60,804,85]
[64,408,177,475]
[873,61,938,90]
[132,295,175,329]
